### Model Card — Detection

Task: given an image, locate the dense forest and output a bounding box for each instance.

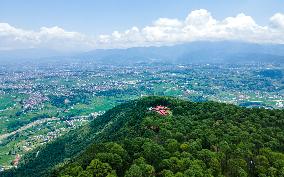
[2,96,284,177]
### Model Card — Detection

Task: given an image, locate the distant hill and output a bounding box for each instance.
[76,41,284,64]
[1,41,284,64]
[2,96,284,177]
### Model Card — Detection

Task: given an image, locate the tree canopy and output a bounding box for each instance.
[2,96,284,177]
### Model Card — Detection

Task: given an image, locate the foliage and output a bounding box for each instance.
[2,96,284,177]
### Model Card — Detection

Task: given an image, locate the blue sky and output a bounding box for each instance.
[0,0,284,51]
[1,0,283,35]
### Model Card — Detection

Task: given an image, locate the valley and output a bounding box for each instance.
[0,62,283,171]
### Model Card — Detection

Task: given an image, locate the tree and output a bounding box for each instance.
[106,143,127,158]
[60,165,83,176]
[165,139,180,153]
[95,153,123,170]
[126,157,155,177]
[208,158,221,176]
[141,141,168,165]
[267,167,277,177]
[188,139,202,153]
[86,159,112,177]
[77,170,93,177]
[228,158,248,177]
[279,167,284,177]
[180,143,190,152]
[161,157,182,173]
[255,155,269,175]
[184,162,205,177]
[124,164,143,177]
[161,169,174,177]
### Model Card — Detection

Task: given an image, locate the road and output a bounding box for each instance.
[0,117,60,141]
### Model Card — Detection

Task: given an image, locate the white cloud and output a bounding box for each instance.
[185,9,216,28]
[0,23,95,51]
[270,13,284,29]
[1,9,284,51]
[98,9,284,48]
[154,18,183,27]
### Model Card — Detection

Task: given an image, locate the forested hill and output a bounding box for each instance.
[2,96,284,177]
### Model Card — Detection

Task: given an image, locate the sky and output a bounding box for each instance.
[0,0,284,52]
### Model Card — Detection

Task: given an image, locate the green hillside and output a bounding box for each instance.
[2,96,284,177]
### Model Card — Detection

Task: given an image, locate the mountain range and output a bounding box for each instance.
[1,41,284,64]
